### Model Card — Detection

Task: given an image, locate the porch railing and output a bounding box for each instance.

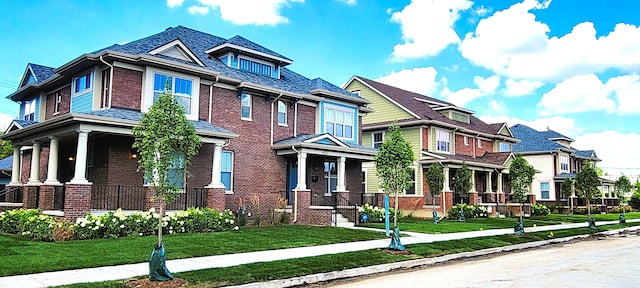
[91,185,146,210]
[53,186,65,210]
[0,186,23,203]
[166,187,208,210]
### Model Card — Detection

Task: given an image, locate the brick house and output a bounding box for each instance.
[343,76,521,216]
[2,26,376,225]
[510,124,618,211]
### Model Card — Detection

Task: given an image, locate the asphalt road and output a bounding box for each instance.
[327,234,640,288]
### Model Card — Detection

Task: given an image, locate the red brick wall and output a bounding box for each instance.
[273,100,295,142]
[422,127,430,150]
[44,86,71,120]
[455,134,474,157]
[199,83,210,121]
[296,103,316,136]
[187,144,213,188]
[110,67,142,110]
[476,139,494,156]
[106,136,144,186]
[64,184,92,221]
[345,159,362,193]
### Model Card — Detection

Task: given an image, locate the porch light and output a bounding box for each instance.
[68,156,75,161]
[130,150,139,159]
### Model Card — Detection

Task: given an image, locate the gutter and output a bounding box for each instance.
[98,55,114,108]
[270,92,284,146]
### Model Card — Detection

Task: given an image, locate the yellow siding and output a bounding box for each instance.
[345,80,414,124]
[365,164,381,193]
[362,132,372,148]
[499,126,510,136]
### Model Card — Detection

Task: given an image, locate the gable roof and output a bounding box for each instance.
[19,63,56,87]
[206,35,293,64]
[539,129,574,142]
[419,150,513,169]
[349,76,512,138]
[511,124,570,153]
[0,155,13,171]
[575,149,599,160]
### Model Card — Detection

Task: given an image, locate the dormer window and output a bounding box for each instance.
[73,72,92,95]
[239,56,273,77]
[23,100,36,121]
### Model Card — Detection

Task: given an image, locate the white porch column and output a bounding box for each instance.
[27,141,41,185]
[486,171,493,193]
[70,130,91,184]
[336,156,346,192]
[206,143,225,188]
[471,170,476,192]
[443,166,450,191]
[9,147,21,185]
[44,137,61,185]
[497,172,503,193]
[296,152,307,190]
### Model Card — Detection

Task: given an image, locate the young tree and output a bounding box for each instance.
[614,175,632,218]
[574,166,602,222]
[425,163,444,221]
[375,124,414,250]
[509,155,535,223]
[132,90,201,280]
[454,164,472,204]
[560,178,574,215]
[0,133,12,159]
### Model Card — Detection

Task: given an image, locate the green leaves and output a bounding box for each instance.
[615,175,632,203]
[509,155,535,204]
[454,164,472,201]
[374,125,414,195]
[425,163,444,198]
[575,166,602,202]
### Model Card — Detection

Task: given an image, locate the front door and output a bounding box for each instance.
[286,159,298,205]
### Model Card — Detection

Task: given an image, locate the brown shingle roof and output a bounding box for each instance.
[356,76,502,136]
[423,151,512,168]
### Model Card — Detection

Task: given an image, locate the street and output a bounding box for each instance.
[327,234,640,288]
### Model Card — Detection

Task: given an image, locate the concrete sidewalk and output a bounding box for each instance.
[1,219,638,288]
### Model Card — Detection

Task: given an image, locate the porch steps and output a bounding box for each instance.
[334,212,355,228]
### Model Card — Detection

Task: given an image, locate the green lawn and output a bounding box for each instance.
[359,212,640,234]
[0,226,386,276]
[56,222,640,288]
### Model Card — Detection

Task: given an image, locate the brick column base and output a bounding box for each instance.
[144,187,162,212]
[207,188,226,211]
[469,192,479,205]
[39,185,55,210]
[443,191,454,216]
[527,194,536,205]
[498,193,506,203]
[23,186,39,209]
[64,183,92,221]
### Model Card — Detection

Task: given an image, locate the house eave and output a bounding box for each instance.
[309,88,370,105]
[363,119,520,142]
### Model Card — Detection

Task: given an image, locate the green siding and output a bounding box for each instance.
[365,165,381,194]
[401,126,421,159]
[362,132,372,148]
[451,111,469,123]
[345,80,414,124]
[499,126,510,136]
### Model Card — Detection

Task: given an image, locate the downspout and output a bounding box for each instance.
[270,92,284,146]
[208,76,218,123]
[99,55,113,108]
[294,101,298,137]
[291,145,300,223]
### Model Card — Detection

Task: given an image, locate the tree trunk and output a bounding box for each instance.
[520,203,524,223]
[587,200,591,219]
[394,191,399,228]
[157,200,164,247]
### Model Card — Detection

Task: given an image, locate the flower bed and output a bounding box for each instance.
[446,203,488,219]
[358,203,401,223]
[0,207,238,242]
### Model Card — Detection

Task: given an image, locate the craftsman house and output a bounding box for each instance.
[343,76,520,216]
[510,124,618,211]
[1,26,376,225]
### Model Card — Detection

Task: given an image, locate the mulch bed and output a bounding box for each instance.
[125,278,186,288]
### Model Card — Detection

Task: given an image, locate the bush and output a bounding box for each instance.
[629,192,640,210]
[0,209,63,241]
[573,207,600,215]
[358,203,401,223]
[611,205,633,213]
[446,203,488,219]
[531,204,551,216]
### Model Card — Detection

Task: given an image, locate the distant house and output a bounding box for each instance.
[510,124,618,211]
[2,26,376,224]
[344,76,522,216]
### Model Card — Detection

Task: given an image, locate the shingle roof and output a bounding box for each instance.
[355,76,501,135]
[539,129,574,141]
[428,151,511,167]
[99,26,354,98]
[575,150,596,158]
[29,63,56,83]
[0,155,12,171]
[14,120,38,128]
[222,35,292,62]
[80,108,235,135]
[274,133,377,151]
[511,124,570,153]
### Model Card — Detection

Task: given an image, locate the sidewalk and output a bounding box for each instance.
[1,219,638,288]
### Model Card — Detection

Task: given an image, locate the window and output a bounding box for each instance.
[167,153,185,189]
[23,100,35,121]
[241,94,252,120]
[324,161,337,194]
[73,72,92,94]
[540,182,550,199]
[153,73,193,114]
[361,171,366,193]
[464,136,469,146]
[325,107,354,140]
[352,90,360,96]
[54,92,61,114]
[372,132,384,149]
[277,100,287,125]
[405,168,416,195]
[436,129,451,153]
[560,155,570,173]
[239,57,273,77]
[499,142,510,152]
[477,139,483,148]
[221,151,233,191]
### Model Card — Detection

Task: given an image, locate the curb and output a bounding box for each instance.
[230,226,640,288]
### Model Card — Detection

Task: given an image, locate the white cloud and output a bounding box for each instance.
[478,115,578,136]
[459,0,640,82]
[539,73,640,115]
[0,113,14,131]
[488,100,506,114]
[390,0,473,61]
[440,75,500,107]
[197,0,304,26]
[375,67,439,96]
[503,79,544,97]
[167,0,184,8]
[188,5,210,15]
[573,131,640,177]
[337,0,356,6]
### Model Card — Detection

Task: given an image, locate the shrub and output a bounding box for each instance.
[358,203,400,223]
[0,209,60,241]
[629,192,640,210]
[446,203,488,219]
[611,205,633,213]
[573,207,600,215]
[531,204,551,216]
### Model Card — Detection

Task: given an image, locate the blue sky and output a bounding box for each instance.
[1,0,639,178]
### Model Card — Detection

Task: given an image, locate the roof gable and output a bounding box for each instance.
[148,39,204,66]
[511,124,572,153]
[19,63,56,87]
[205,35,293,65]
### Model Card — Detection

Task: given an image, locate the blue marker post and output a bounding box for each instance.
[384,195,390,237]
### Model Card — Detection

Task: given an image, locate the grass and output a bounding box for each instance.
[55,222,640,288]
[359,212,640,234]
[0,225,386,276]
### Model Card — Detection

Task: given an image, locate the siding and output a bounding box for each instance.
[430,127,455,153]
[344,80,414,124]
[71,92,93,113]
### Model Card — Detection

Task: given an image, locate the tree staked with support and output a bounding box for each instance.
[132,89,201,281]
[560,178,574,215]
[575,165,602,229]
[425,163,444,222]
[375,124,414,250]
[615,175,632,222]
[509,155,535,234]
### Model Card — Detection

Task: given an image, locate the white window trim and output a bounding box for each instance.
[72,71,93,97]
[323,103,356,141]
[53,91,61,114]
[499,142,510,152]
[143,67,200,121]
[540,181,550,200]
[372,131,384,148]
[435,129,452,153]
[477,138,483,148]
[463,136,469,146]
[559,154,570,173]
[277,100,287,126]
[237,55,276,78]
[222,151,234,194]
[361,169,367,194]
[241,94,253,121]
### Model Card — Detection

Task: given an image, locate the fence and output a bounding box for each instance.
[0,186,23,203]
[166,188,208,210]
[53,186,65,210]
[91,185,146,210]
